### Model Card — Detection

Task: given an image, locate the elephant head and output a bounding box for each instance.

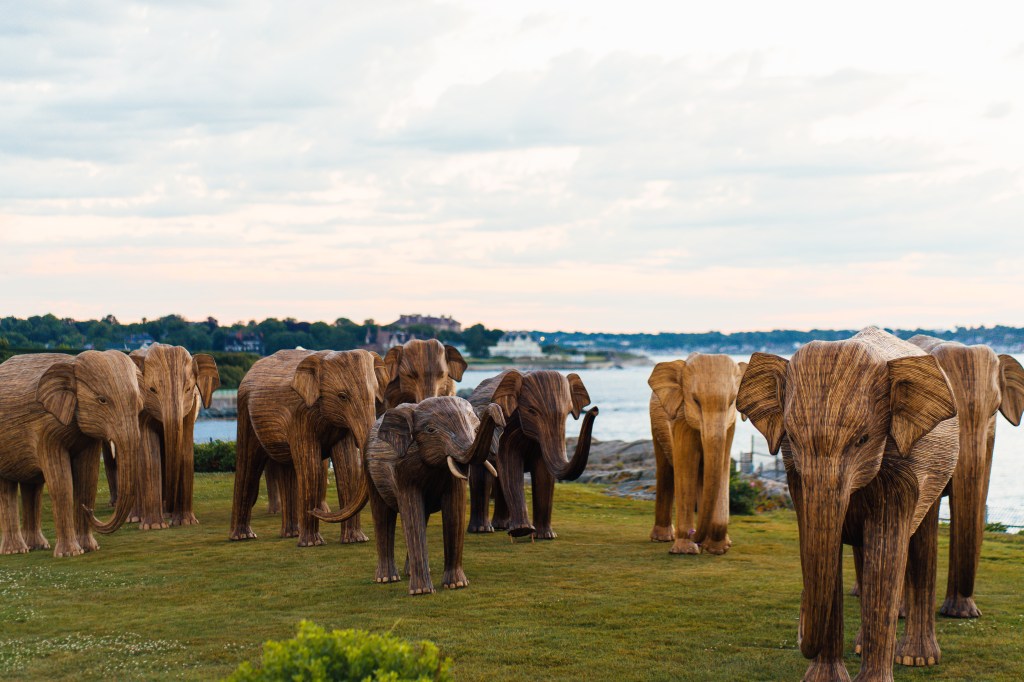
[291,349,387,453]
[382,340,467,408]
[648,354,746,542]
[37,350,145,534]
[490,370,598,481]
[737,341,955,660]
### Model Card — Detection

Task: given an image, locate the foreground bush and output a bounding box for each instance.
[194,439,236,472]
[226,621,453,682]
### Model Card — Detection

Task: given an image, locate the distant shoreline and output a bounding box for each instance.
[466,355,653,372]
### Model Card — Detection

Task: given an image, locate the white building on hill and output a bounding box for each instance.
[489,332,545,358]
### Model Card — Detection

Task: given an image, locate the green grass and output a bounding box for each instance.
[1,476,1022,681]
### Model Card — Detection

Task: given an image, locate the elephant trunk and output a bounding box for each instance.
[539,407,599,481]
[87,432,140,534]
[311,464,370,523]
[161,415,187,510]
[693,424,729,544]
[467,403,506,466]
[948,426,990,597]
[797,480,847,659]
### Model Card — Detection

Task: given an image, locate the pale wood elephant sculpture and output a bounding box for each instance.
[467,370,598,539]
[229,349,386,547]
[0,351,144,557]
[738,327,958,682]
[647,354,746,555]
[317,397,504,595]
[103,343,220,529]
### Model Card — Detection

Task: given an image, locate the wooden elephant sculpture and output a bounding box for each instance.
[0,351,144,557]
[102,343,219,529]
[317,397,504,595]
[229,349,386,547]
[647,354,746,555]
[908,335,1024,618]
[738,327,958,682]
[467,370,598,539]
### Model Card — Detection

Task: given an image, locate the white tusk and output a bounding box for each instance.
[447,456,468,480]
[484,461,498,477]
[109,440,117,460]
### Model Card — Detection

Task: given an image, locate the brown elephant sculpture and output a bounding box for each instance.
[737,327,957,681]
[229,349,386,547]
[317,397,504,595]
[908,335,1024,618]
[467,370,598,539]
[0,351,144,557]
[648,354,746,555]
[103,343,220,529]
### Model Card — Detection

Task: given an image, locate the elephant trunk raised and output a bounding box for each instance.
[538,407,598,482]
[88,429,141,534]
[797,475,849,660]
[693,419,730,544]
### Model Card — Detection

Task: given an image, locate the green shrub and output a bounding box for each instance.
[226,621,453,682]
[985,522,1008,533]
[194,440,236,472]
[728,468,758,515]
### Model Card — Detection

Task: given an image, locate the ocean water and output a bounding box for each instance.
[194,354,1024,515]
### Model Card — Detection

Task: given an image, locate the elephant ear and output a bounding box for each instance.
[370,351,388,403]
[998,354,1024,426]
[887,355,957,456]
[192,354,221,409]
[291,354,323,408]
[444,344,467,382]
[383,346,403,385]
[648,361,685,419]
[490,371,523,417]
[736,361,748,421]
[567,373,591,419]
[736,353,788,455]
[37,361,78,426]
[378,405,416,456]
[129,351,146,374]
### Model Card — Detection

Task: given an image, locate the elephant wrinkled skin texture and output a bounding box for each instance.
[103,343,219,529]
[467,370,598,540]
[317,396,504,595]
[737,327,958,682]
[0,351,144,557]
[648,354,746,555]
[229,349,386,547]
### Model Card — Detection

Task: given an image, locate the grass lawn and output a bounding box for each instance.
[1,475,1022,681]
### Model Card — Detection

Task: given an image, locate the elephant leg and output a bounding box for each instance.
[38,449,84,557]
[264,468,281,514]
[670,428,701,555]
[0,477,29,555]
[530,460,557,540]
[802,542,850,682]
[491,475,510,530]
[398,493,433,595]
[442,481,469,588]
[71,443,102,552]
[330,438,368,544]
[19,476,49,551]
[650,436,674,542]
[467,462,494,533]
[370,486,399,583]
[102,442,118,507]
[497,442,533,537]
[136,423,168,530]
[896,496,941,667]
[292,438,326,547]
[851,546,863,598]
[271,462,299,538]
[229,401,264,541]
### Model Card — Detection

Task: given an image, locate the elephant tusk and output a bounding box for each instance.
[484,461,498,477]
[109,440,116,460]
[447,456,468,480]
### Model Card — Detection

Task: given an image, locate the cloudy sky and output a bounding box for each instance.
[1,1,1022,332]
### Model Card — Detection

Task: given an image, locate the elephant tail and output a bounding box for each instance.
[310,465,369,523]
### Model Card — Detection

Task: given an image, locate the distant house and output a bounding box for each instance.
[123,333,156,351]
[388,314,462,334]
[224,332,264,355]
[489,332,545,359]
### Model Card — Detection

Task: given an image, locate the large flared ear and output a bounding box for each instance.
[370,351,388,403]
[291,354,322,408]
[737,361,748,421]
[383,346,403,386]
[37,361,78,426]
[998,354,1024,426]
[887,355,957,456]
[648,361,685,419]
[444,344,467,382]
[378,404,416,456]
[567,373,591,419]
[129,351,146,374]
[192,354,221,409]
[490,371,522,417]
[736,353,788,455]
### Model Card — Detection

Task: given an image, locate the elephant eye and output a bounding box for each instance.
[149,386,158,394]
[97,396,108,405]
[693,398,701,409]
[425,426,438,434]
[337,392,349,401]
[855,434,869,447]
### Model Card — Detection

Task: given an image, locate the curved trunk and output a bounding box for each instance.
[797,489,847,659]
[539,407,598,481]
[693,428,727,543]
[88,435,139,534]
[466,404,505,466]
[311,466,369,523]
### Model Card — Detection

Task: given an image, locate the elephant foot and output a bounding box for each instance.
[467,523,494,533]
[669,538,700,555]
[443,568,469,590]
[25,533,50,551]
[700,536,731,555]
[851,668,892,682]
[267,502,280,514]
[375,565,401,583]
[1,536,30,555]
[78,535,100,553]
[854,627,862,655]
[107,497,117,508]
[169,512,200,526]
[940,594,981,618]
[298,533,325,547]
[895,633,941,667]
[850,582,860,597]
[229,527,258,541]
[280,528,299,538]
[649,525,674,542]
[506,523,535,538]
[803,658,852,682]
[491,516,510,530]
[408,578,436,596]
[52,540,85,557]
[139,518,169,531]
[338,528,369,544]
[532,528,557,540]
[128,514,142,523]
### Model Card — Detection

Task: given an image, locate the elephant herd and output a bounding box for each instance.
[1,330,1022,680]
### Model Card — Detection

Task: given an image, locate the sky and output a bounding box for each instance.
[1,1,1022,333]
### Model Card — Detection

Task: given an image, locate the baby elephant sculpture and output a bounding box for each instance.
[317,397,504,595]
[738,328,958,681]
[648,354,746,555]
